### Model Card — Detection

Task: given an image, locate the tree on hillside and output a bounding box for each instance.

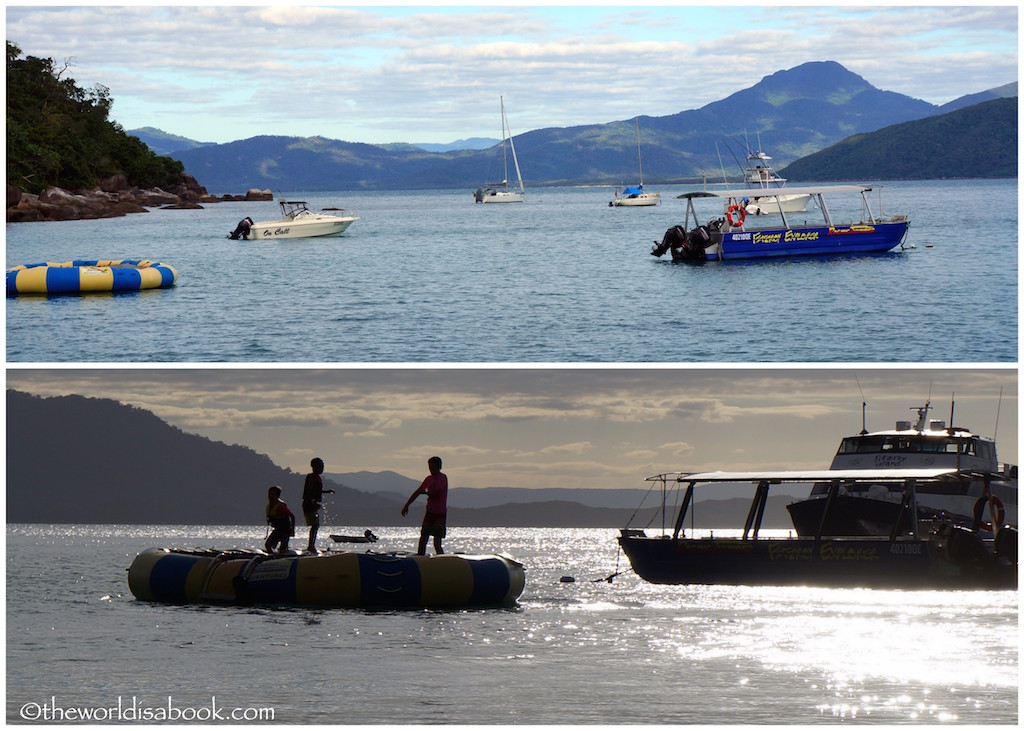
[6,40,185,193]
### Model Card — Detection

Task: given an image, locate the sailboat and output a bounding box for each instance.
[474,96,525,204]
[610,117,660,207]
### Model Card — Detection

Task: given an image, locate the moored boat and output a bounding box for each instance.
[6,259,177,295]
[128,547,525,608]
[619,469,1017,590]
[228,199,358,240]
[739,147,810,215]
[474,96,525,204]
[651,184,909,262]
[786,400,1017,537]
[610,117,660,207]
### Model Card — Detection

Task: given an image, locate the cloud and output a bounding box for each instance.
[6,6,1016,143]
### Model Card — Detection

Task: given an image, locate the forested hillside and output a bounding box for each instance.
[778,97,1017,180]
[6,41,185,194]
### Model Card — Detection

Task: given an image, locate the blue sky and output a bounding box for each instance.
[6,5,1018,145]
[6,368,1017,489]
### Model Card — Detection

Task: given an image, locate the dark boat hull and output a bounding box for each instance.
[618,530,1015,590]
[786,495,912,536]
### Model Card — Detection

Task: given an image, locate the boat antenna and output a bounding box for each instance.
[993,387,1003,440]
[948,393,955,433]
[855,375,867,434]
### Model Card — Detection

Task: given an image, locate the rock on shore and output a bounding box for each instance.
[6,174,272,223]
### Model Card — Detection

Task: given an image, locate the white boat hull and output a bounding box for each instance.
[248,215,358,239]
[612,193,661,207]
[478,191,524,204]
[743,193,811,215]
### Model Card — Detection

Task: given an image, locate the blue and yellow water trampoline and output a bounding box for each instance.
[6,259,178,295]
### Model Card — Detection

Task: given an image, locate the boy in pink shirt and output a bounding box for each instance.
[401,456,448,555]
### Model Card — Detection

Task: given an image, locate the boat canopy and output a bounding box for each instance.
[676,184,875,201]
[621,186,644,196]
[647,468,964,484]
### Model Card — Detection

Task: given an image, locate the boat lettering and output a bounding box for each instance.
[272,228,291,236]
[730,233,752,241]
[750,230,822,246]
[819,543,879,561]
[889,543,923,555]
[873,455,907,467]
[768,543,815,561]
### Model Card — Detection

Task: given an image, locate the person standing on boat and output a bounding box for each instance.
[401,456,448,556]
[265,485,295,554]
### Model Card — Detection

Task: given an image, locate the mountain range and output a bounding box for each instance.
[6,390,796,529]
[129,61,1017,193]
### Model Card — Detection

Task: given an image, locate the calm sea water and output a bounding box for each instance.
[6,524,1018,724]
[5,180,1017,362]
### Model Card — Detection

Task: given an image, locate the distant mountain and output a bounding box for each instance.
[937,81,1018,114]
[413,138,500,152]
[7,390,797,528]
[128,126,216,157]
[778,97,1017,180]
[168,61,1006,193]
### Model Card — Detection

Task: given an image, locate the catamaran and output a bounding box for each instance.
[610,117,660,207]
[474,96,525,204]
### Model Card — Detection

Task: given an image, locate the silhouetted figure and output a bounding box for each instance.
[401,456,449,555]
[302,457,334,553]
[265,485,295,554]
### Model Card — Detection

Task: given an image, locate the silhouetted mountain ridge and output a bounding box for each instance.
[7,390,795,528]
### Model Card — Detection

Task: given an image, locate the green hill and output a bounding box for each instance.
[6,41,186,194]
[778,97,1017,180]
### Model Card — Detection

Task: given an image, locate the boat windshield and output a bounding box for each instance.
[837,435,993,458]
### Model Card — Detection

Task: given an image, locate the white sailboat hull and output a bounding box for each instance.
[478,190,525,204]
[612,192,661,207]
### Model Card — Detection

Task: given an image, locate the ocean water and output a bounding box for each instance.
[6,524,1018,724]
[5,179,1017,363]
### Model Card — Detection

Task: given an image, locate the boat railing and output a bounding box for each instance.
[634,468,1001,542]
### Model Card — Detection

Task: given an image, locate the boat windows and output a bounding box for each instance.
[839,435,969,454]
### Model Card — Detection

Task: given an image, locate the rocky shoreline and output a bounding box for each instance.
[6,173,272,223]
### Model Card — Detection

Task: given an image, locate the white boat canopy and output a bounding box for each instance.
[676,184,877,201]
[647,468,964,485]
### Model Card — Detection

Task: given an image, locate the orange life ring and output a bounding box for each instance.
[973,495,1005,531]
[726,203,746,227]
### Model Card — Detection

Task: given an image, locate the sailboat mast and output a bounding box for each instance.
[504,97,524,196]
[500,96,509,191]
[635,117,644,187]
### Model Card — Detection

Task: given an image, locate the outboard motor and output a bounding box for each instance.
[681,225,711,261]
[994,525,1018,565]
[228,217,254,240]
[474,188,485,203]
[652,225,687,257]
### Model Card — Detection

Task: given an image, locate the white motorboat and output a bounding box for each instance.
[786,399,1017,536]
[228,200,359,240]
[610,117,660,207]
[740,148,811,215]
[474,96,525,204]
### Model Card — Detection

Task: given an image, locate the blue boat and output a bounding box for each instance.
[651,184,909,262]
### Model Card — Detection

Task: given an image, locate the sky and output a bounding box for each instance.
[5,5,1018,145]
[6,367,1017,489]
